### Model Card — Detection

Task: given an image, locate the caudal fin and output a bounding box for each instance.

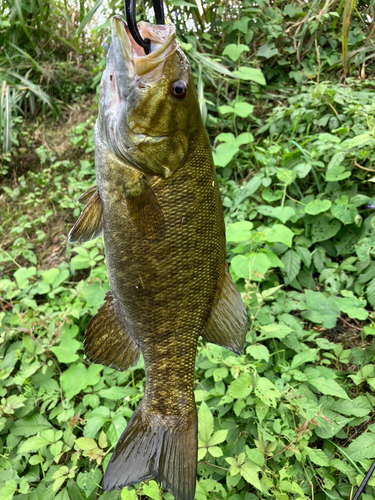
[103,402,197,500]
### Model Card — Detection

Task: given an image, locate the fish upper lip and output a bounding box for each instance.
[111,15,176,65]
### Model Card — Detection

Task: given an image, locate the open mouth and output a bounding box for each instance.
[111,15,176,74]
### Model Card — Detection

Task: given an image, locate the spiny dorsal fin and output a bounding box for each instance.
[84,291,140,372]
[77,185,98,205]
[201,269,248,355]
[124,179,165,241]
[69,188,103,243]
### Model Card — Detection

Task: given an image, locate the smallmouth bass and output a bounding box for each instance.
[69,15,247,500]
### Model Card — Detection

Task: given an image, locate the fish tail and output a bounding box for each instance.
[103,401,197,500]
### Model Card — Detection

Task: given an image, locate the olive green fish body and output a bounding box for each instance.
[69,16,247,500]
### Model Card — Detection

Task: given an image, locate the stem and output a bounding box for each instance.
[0,248,21,268]
[328,440,363,475]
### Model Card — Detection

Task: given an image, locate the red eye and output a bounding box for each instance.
[171,80,187,99]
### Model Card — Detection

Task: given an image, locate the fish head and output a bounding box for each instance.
[98,15,198,178]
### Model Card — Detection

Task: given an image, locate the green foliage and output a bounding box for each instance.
[1,1,375,500]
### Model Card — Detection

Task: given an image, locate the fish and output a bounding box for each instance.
[69,15,247,500]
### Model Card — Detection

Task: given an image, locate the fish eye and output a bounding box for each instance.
[171,80,187,99]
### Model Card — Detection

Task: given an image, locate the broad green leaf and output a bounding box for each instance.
[18,436,51,454]
[209,429,228,446]
[98,386,128,400]
[121,488,136,500]
[75,437,97,451]
[240,461,262,490]
[258,324,292,341]
[213,143,239,167]
[0,480,17,500]
[232,67,266,85]
[198,402,213,442]
[276,169,297,185]
[318,133,341,143]
[294,246,311,267]
[294,162,312,178]
[247,344,269,363]
[227,372,253,399]
[84,282,110,309]
[281,250,301,285]
[303,290,340,329]
[233,102,254,118]
[270,206,296,224]
[290,349,318,370]
[50,336,81,363]
[304,199,332,215]
[226,221,253,244]
[76,470,102,498]
[314,410,353,439]
[326,165,351,182]
[223,44,248,62]
[230,253,272,281]
[346,433,375,460]
[61,363,102,401]
[233,16,250,33]
[307,376,348,399]
[141,481,159,500]
[306,448,329,466]
[11,413,52,437]
[14,266,36,288]
[218,105,235,115]
[254,378,280,402]
[265,224,294,247]
[257,42,278,59]
[84,407,111,438]
[367,277,375,306]
[331,204,358,225]
[349,134,373,148]
[311,216,341,243]
[334,296,368,320]
[334,396,372,417]
[42,268,60,284]
[246,447,265,468]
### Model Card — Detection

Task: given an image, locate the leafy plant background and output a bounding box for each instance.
[1,1,375,500]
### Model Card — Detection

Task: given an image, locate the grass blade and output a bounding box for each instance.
[1,69,56,113]
[3,83,11,153]
[13,0,36,50]
[342,0,356,81]
[76,0,104,37]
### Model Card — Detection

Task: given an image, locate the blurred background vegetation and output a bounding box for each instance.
[1,1,375,500]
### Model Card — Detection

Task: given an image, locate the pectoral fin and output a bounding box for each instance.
[201,270,248,355]
[69,188,103,243]
[84,291,140,372]
[124,179,165,241]
[77,185,98,204]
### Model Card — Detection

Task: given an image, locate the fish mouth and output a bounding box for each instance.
[111,15,177,76]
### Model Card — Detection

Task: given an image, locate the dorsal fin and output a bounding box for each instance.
[201,270,248,355]
[69,188,103,243]
[84,291,140,372]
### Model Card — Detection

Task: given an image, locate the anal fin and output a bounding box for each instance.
[69,188,103,243]
[201,269,248,355]
[84,291,140,372]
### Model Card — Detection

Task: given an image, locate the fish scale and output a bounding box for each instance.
[69,15,247,500]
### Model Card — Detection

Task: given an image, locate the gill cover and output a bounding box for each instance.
[97,16,196,179]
